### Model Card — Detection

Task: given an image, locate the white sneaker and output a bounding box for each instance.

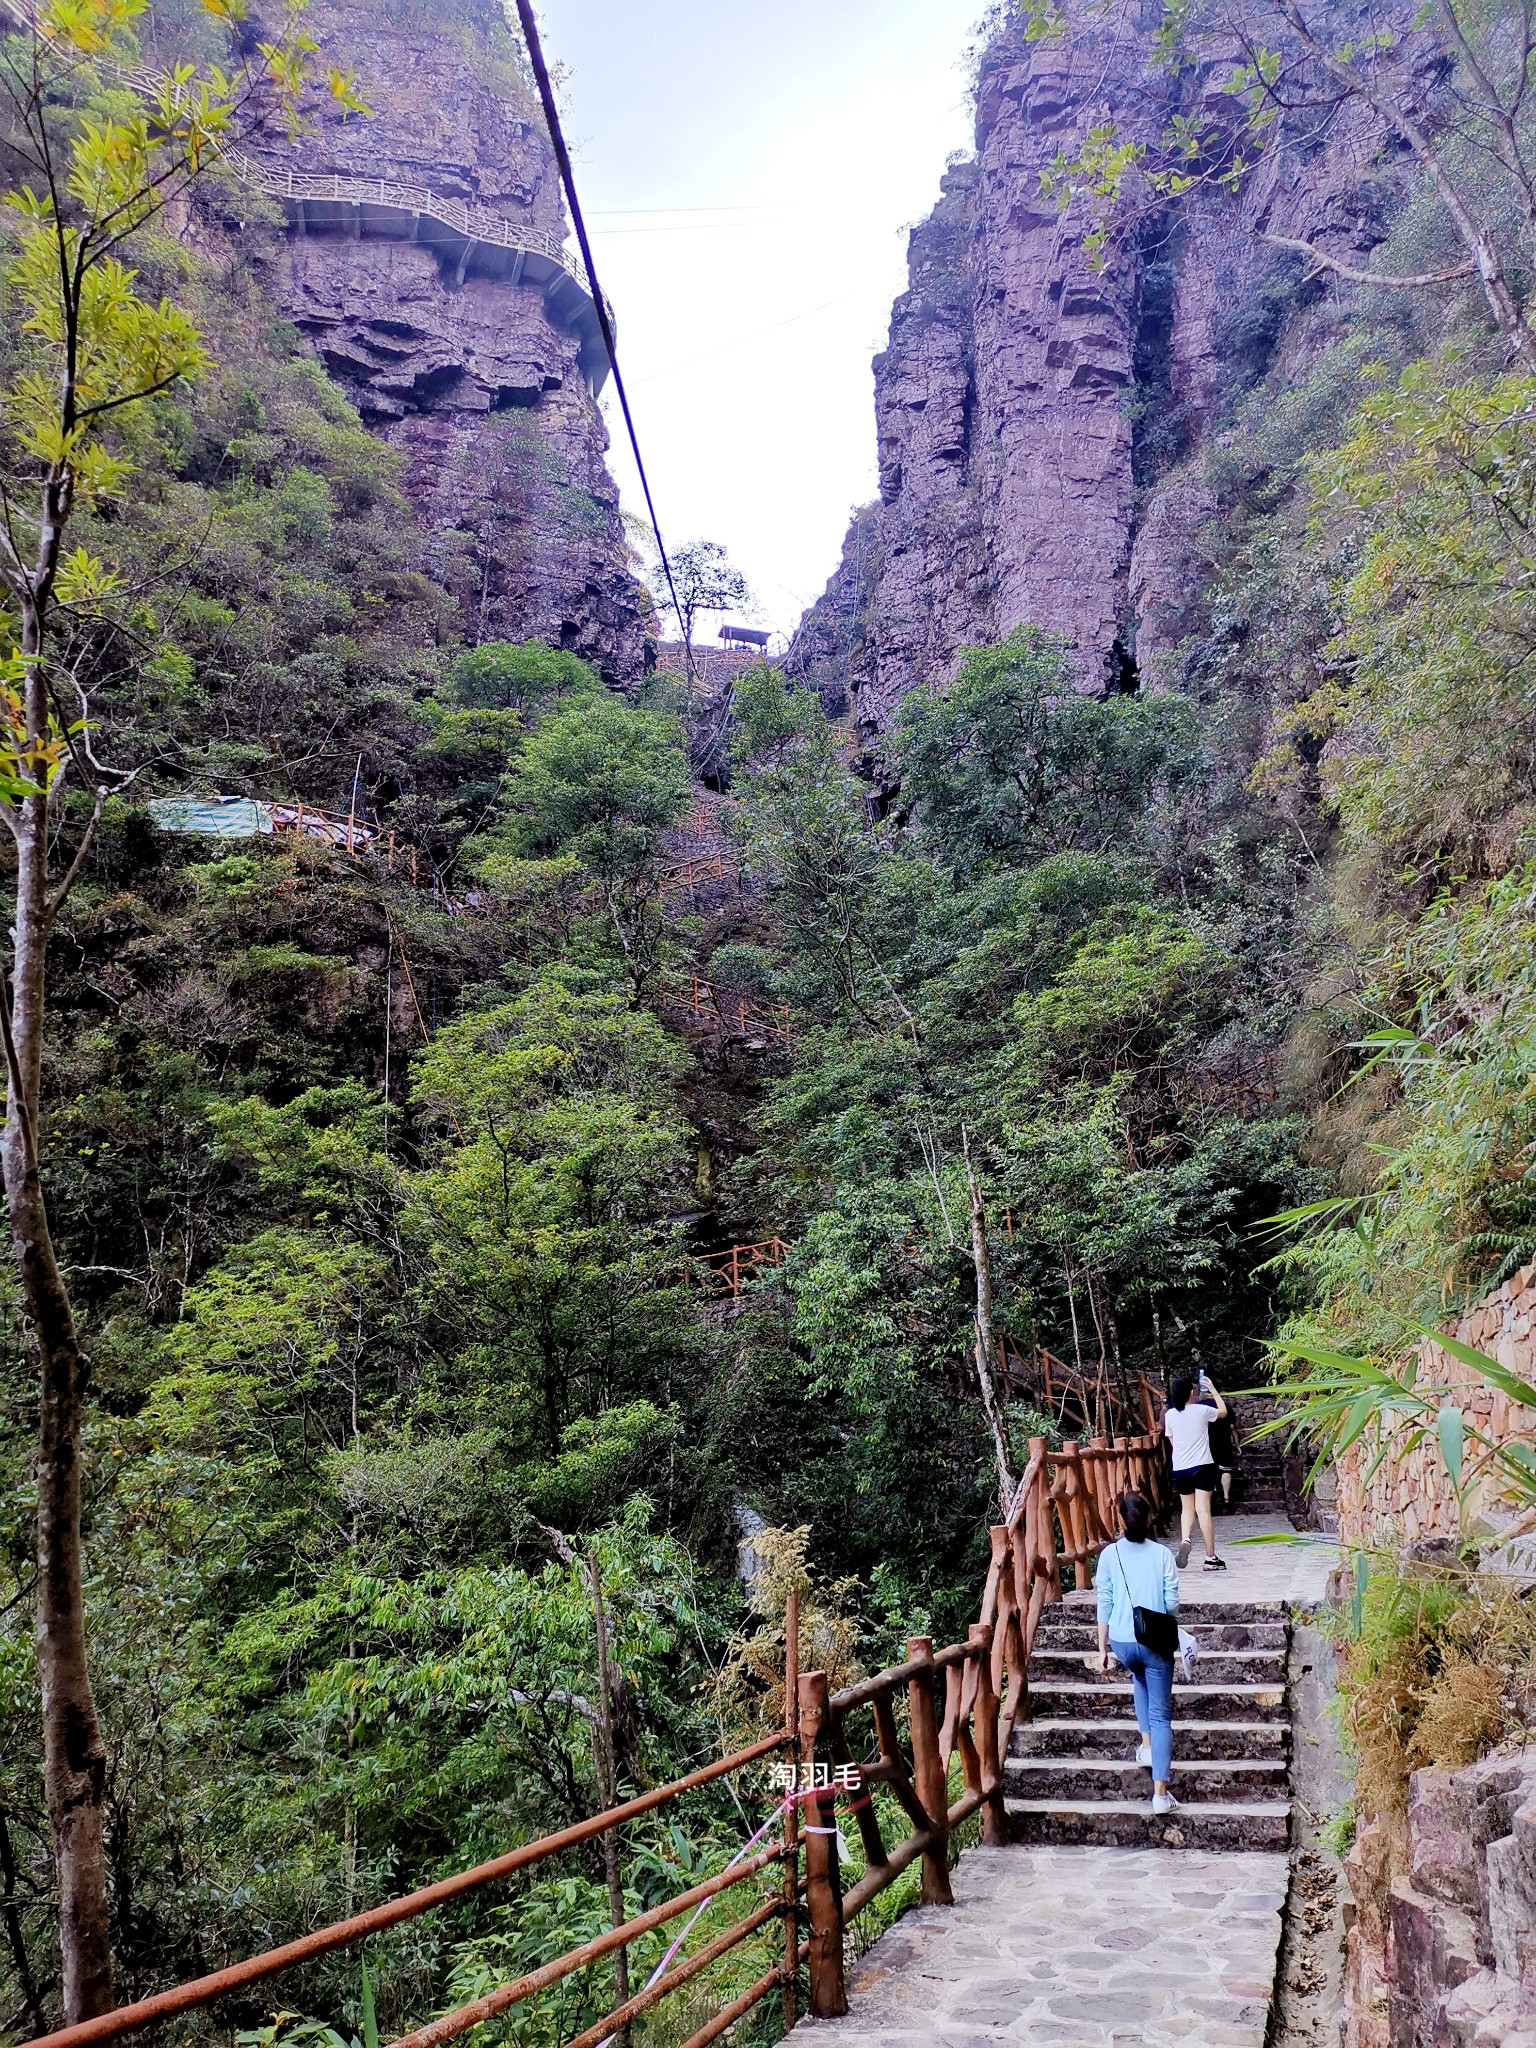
[1135,1741,1152,1767]
[1152,1792,1180,1816]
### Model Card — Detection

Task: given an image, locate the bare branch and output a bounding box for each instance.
[44,785,105,926]
[1259,231,1477,286]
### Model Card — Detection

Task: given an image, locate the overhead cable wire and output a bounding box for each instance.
[511,0,686,643]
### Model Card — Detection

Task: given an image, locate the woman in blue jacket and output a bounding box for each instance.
[1095,1490,1181,1813]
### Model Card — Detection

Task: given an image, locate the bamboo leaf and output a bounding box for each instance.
[1414,1325,1536,1412]
[360,1961,378,2048]
[1437,1404,1465,1492]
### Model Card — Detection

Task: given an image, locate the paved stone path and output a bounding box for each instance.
[1181,1514,1337,1606]
[792,1844,1288,2046]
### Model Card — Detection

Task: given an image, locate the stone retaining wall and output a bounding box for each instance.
[1334,1263,1536,1548]
[1344,1755,1536,2048]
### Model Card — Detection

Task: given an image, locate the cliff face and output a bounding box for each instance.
[1345,1756,1536,2048]
[239,0,646,681]
[791,12,1398,751]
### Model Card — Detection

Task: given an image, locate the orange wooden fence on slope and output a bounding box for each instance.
[664,975,793,1047]
[692,1236,790,1296]
[20,1431,1168,2048]
[661,847,741,894]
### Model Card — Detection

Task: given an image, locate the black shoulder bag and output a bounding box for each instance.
[1110,1541,1179,1658]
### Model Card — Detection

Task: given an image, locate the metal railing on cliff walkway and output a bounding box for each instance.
[223,149,612,396]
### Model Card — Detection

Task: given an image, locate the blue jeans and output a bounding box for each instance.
[1111,1638,1174,1783]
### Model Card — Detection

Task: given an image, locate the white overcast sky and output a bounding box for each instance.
[535,0,985,640]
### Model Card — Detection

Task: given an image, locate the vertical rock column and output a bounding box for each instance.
[253,0,646,681]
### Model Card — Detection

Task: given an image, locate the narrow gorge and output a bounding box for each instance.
[5,1,1536,2044]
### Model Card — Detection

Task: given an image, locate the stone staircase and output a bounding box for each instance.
[1005,1593,1292,1851]
[1223,1393,1288,1512]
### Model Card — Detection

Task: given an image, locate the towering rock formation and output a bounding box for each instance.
[791,11,1399,752]
[233,0,646,681]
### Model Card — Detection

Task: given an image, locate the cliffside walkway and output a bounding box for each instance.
[793,1516,1336,2048]
[224,149,613,395]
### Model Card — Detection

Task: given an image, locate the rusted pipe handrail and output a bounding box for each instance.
[18,1731,789,2048]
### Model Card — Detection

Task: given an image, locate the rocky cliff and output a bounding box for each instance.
[790,10,1400,755]
[229,0,646,681]
[1345,1755,1536,2048]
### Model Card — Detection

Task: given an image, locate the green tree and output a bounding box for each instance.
[893,629,1200,872]
[0,0,360,2013]
[490,693,690,990]
[450,638,603,713]
[1262,366,1536,863]
[666,539,751,674]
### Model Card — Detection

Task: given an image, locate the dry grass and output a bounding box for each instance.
[1408,1654,1508,1769]
[1338,1558,1536,1849]
[713,1524,863,1738]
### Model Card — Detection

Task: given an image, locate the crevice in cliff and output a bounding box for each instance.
[1129,238,1188,489]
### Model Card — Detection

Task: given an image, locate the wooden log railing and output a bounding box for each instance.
[996,1331,1163,1444]
[664,973,793,1046]
[792,1425,1168,2015]
[660,846,742,895]
[692,1235,791,1296]
[21,1428,1171,2045]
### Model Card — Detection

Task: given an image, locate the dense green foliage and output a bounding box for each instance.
[10,0,1536,2035]
[718,660,1304,1624]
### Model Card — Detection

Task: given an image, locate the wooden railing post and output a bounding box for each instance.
[968,1624,1007,1846]
[783,1594,800,2031]
[1088,1436,1111,1544]
[798,1671,846,2019]
[1022,1437,1055,1617]
[905,1637,953,1907]
[1059,1443,1092,1590]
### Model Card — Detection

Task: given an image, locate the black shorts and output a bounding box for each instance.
[1174,1463,1219,1496]
[1208,1418,1236,1469]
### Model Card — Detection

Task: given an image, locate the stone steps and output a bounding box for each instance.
[1027,1679,1288,1722]
[1013,1581,1294,1852]
[1035,1618,1289,1652]
[1012,1716,1288,1762]
[1006,1755,1289,1801]
[1032,1646,1284,1683]
[1034,1595,1288,1631]
[1005,1797,1292,1850]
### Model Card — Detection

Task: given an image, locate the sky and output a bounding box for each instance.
[535,0,986,642]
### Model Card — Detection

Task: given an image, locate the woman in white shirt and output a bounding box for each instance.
[1164,1370,1228,1571]
[1095,1490,1182,1812]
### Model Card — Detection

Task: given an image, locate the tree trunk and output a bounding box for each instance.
[6,615,113,2023]
[962,1137,1016,1505]
[587,1553,630,2045]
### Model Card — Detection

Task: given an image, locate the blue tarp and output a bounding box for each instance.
[147,797,274,839]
